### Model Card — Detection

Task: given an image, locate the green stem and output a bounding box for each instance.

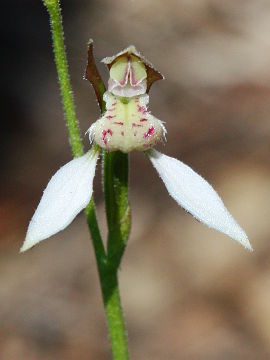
[86,199,129,359]
[102,150,130,359]
[44,0,83,157]
[85,199,106,268]
[100,270,129,360]
[43,1,130,358]
[103,151,131,267]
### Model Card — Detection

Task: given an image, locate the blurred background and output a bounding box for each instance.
[1,0,270,359]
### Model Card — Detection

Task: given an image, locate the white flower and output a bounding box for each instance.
[21,46,252,252]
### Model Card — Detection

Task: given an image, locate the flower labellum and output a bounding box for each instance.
[88,92,166,152]
[21,45,252,252]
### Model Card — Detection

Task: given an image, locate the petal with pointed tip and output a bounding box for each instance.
[21,150,99,252]
[148,150,252,250]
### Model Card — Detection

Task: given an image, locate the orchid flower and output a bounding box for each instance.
[21,46,252,252]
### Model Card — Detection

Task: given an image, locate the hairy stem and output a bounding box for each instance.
[87,195,130,359]
[44,0,83,157]
[100,270,129,360]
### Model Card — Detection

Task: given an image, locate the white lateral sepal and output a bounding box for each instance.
[21,149,99,252]
[149,150,252,250]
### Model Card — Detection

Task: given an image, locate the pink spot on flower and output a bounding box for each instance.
[121,131,124,136]
[106,115,116,119]
[140,118,147,122]
[132,123,143,128]
[134,131,137,137]
[102,129,113,145]
[144,126,155,138]
[113,121,124,125]
[137,105,147,114]
[102,130,107,145]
